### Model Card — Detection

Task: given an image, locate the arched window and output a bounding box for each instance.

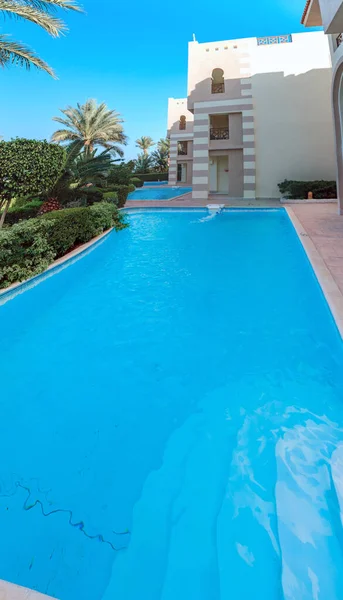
[179,115,186,130]
[211,68,225,94]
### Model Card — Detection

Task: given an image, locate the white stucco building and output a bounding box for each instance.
[302,0,343,213]
[167,31,336,202]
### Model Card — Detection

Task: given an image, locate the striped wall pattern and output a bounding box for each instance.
[168,138,178,185]
[239,51,256,198]
[168,133,194,186]
[192,112,210,199]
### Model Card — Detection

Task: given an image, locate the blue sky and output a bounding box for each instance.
[1,0,315,159]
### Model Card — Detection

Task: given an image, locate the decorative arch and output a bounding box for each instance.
[211,68,225,94]
[332,57,343,214]
[179,115,186,130]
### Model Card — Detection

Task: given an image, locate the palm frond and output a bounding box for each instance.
[20,0,83,12]
[0,34,55,77]
[0,1,66,36]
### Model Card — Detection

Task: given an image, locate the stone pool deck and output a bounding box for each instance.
[0,580,56,599]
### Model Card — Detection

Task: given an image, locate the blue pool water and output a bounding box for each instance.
[143,181,168,186]
[1,209,343,599]
[128,186,192,200]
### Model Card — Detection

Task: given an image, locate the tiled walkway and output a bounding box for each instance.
[290,204,343,295]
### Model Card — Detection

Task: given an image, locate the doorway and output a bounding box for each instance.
[209,156,229,193]
[177,163,187,183]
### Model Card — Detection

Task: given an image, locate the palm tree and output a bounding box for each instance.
[151,138,169,172]
[134,153,154,174]
[40,145,114,211]
[135,136,154,156]
[51,99,128,156]
[0,0,82,78]
[157,138,170,153]
[151,148,169,172]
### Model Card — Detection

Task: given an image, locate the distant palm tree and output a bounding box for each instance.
[135,136,154,156]
[0,0,82,78]
[134,153,154,174]
[51,99,128,156]
[157,138,170,153]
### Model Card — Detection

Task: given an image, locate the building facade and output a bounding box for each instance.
[167,32,336,203]
[302,0,343,213]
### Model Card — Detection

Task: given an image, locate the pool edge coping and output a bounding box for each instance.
[286,207,343,339]
[0,227,113,305]
[0,578,57,599]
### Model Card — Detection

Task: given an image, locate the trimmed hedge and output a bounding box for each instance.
[111,185,131,208]
[3,200,43,225]
[0,219,55,288]
[278,179,337,200]
[134,172,168,182]
[131,177,143,188]
[0,202,127,289]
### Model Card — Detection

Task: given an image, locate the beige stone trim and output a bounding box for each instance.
[244,161,256,169]
[243,190,256,198]
[193,149,208,158]
[241,89,252,97]
[0,580,57,599]
[0,228,113,303]
[170,132,194,139]
[192,176,208,184]
[243,147,255,156]
[192,190,208,199]
[243,134,255,142]
[286,207,343,338]
[194,99,253,109]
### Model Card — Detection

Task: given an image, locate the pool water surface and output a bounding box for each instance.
[128,186,191,200]
[0,209,343,599]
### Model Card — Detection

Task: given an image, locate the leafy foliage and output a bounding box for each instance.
[48,146,113,205]
[0,138,66,201]
[134,172,168,182]
[4,199,43,225]
[131,176,143,188]
[0,0,82,77]
[278,179,337,200]
[52,99,127,156]
[134,153,154,174]
[0,202,126,288]
[0,218,56,287]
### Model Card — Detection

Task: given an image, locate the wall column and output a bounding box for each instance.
[192,111,209,201]
[169,139,178,185]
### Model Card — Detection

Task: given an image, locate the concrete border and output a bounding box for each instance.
[0,579,56,599]
[0,228,113,305]
[286,207,343,339]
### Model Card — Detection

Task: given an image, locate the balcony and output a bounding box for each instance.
[211,82,225,94]
[210,127,229,140]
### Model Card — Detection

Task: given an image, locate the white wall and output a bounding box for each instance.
[250,32,336,198]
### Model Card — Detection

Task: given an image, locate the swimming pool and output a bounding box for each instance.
[1,209,343,599]
[128,186,191,200]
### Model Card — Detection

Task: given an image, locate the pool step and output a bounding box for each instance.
[0,580,57,599]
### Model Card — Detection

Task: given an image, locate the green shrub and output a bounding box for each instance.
[128,184,135,193]
[0,219,55,288]
[111,185,131,208]
[103,191,118,203]
[42,202,124,257]
[4,200,44,225]
[131,177,143,188]
[0,203,127,288]
[278,179,337,200]
[134,172,168,183]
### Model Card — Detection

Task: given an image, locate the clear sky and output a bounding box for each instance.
[1,0,316,159]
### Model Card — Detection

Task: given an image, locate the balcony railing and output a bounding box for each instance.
[177,148,187,155]
[337,33,343,48]
[211,82,225,94]
[210,127,229,140]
